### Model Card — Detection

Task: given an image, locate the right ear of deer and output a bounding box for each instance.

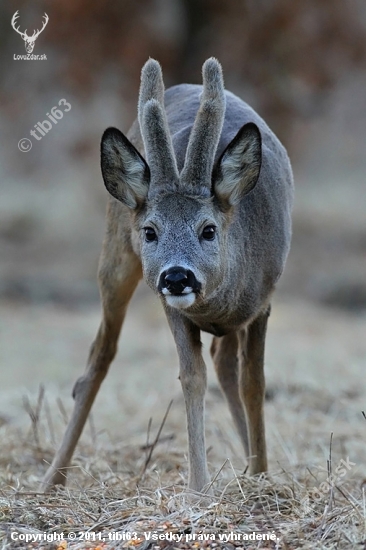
[101,127,150,209]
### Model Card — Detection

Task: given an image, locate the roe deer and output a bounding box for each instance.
[42,58,293,493]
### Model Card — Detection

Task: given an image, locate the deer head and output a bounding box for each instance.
[101,59,262,310]
[11,11,49,54]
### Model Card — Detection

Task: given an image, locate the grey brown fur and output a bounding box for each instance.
[42,58,293,493]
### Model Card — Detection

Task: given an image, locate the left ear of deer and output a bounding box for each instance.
[213,122,262,206]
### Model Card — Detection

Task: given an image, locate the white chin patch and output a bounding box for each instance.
[165,292,196,309]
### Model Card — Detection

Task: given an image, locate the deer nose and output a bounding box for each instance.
[159,267,201,296]
[165,269,189,295]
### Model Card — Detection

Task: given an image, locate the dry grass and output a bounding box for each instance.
[1,394,365,550]
[1,295,366,549]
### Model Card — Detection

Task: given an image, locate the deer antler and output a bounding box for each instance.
[11,11,27,39]
[180,58,226,190]
[32,13,49,40]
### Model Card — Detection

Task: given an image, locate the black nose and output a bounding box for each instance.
[165,269,188,294]
[159,267,201,295]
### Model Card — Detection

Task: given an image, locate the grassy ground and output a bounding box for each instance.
[1,287,366,549]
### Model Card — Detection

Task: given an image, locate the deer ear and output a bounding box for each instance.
[101,127,150,209]
[213,122,262,207]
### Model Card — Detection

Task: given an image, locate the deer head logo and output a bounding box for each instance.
[11,11,49,54]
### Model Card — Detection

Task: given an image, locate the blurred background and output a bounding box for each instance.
[1,0,366,309]
[1,0,366,475]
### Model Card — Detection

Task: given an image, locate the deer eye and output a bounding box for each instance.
[144,227,157,242]
[202,225,216,241]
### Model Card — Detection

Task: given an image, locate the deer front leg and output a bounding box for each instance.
[237,307,270,475]
[41,240,142,491]
[166,310,210,493]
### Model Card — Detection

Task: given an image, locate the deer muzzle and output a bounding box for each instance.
[158,267,201,309]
